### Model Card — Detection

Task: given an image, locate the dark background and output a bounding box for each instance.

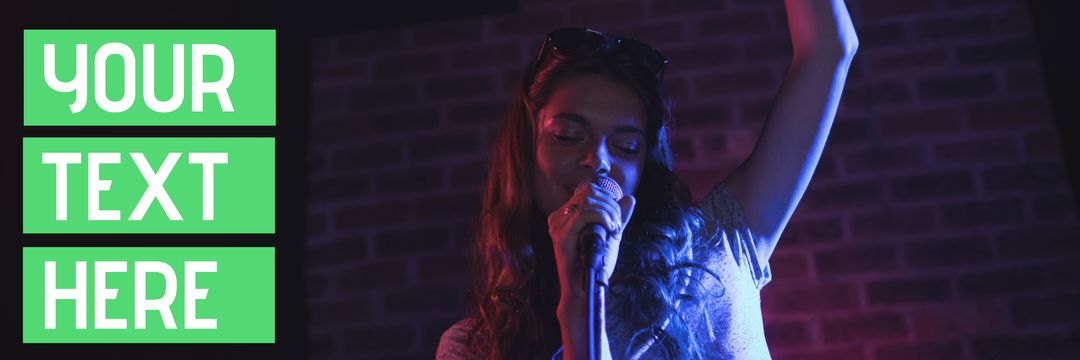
[7,0,1080,359]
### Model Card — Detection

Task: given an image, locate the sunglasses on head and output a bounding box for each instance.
[524,28,669,91]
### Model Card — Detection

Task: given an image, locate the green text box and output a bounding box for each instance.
[24,29,275,125]
[23,247,275,343]
[24,138,275,233]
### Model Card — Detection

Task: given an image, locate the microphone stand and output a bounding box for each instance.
[583,231,605,360]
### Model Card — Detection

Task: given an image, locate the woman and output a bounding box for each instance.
[438,0,858,358]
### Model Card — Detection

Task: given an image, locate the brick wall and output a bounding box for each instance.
[307,0,1080,359]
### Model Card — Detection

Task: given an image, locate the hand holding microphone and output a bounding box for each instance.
[546,175,636,301]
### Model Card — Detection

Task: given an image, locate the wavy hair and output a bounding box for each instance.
[465,36,721,359]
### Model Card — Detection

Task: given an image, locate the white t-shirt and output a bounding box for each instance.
[438,181,774,359]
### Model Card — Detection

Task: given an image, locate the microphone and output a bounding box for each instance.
[574,176,624,281]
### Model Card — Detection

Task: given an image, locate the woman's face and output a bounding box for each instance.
[532,74,648,215]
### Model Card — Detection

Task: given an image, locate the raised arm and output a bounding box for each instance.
[723,0,859,263]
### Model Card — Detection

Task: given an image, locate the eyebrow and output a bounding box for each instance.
[553,112,646,137]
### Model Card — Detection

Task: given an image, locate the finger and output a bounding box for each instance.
[574,204,620,235]
[617,194,636,229]
[557,206,615,245]
[582,196,622,232]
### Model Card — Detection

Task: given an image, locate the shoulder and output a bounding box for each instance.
[697,181,773,290]
[436,318,478,360]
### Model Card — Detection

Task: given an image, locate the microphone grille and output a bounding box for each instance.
[584,176,624,201]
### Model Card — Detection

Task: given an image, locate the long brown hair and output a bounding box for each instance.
[465,39,719,359]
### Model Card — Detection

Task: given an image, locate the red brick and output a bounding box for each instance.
[618,21,686,49]
[910,302,1009,340]
[861,0,939,20]
[342,324,414,354]
[308,211,327,237]
[449,160,489,189]
[375,226,450,257]
[417,254,472,284]
[378,166,446,194]
[801,179,884,211]
[736,97,773,125]
[315,108,440,140]
[972,333,1080,360]
[693,10,772,39]
[744,35,792,62]
[449,42,521,70]
[348,82,419,110]
[1004,62,1046,95]
[875,341,964,360]
[827,118,869,146]
[670,100,734,129]
[337,29,406,57]
[310,297,369,327]
[701,133,727,153]
[693,67,775,96]
[878,107,962,139]
[967,98,1053,130]
[995,224,1080,260]
[888,170,975,201]
[374,51,444,79]
[981,161,1068,192]
[857,23,909,49]
[768,253,810,280]
[956,38,1038,66]
[1010,293,1080,326]
[916,72,999,101]
[904,235,994,269]
[821,311,908,344]
[911,15,995,41]
[1023,129,1063,159]
[332,141,404,171]
[869,48,949,74]
[764,320,811,349]
[1046,260,1080,285]
[447,100,509,125]
[309,236,368,266]
[849,206,937,240]
[785,217,843,245]
[489,10,563,38]
[413,18,483,47]
[335,202,412,229]
[775,346,865,360]
[762,283,859,314]
[337,260,410,292]
[941,197,1025,228]
[565,1,644,31]
[931,136,1020,165]
[865,276,952,305]
[671,136,696,162]
[425,73,496,100]
[662,42,737,70]
[649,0,725,18]
[1032,193,1077,220]
[814,243,899,276]
[308,175,373,202]
[414,191,482,221]
[409,132,481,162]
[384,285,467,315]
[956,266,1046,299]
[313,60,370,84]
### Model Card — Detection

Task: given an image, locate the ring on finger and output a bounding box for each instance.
[564,204,579,216]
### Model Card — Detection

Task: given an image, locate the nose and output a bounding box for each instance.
[580,138,611,176]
